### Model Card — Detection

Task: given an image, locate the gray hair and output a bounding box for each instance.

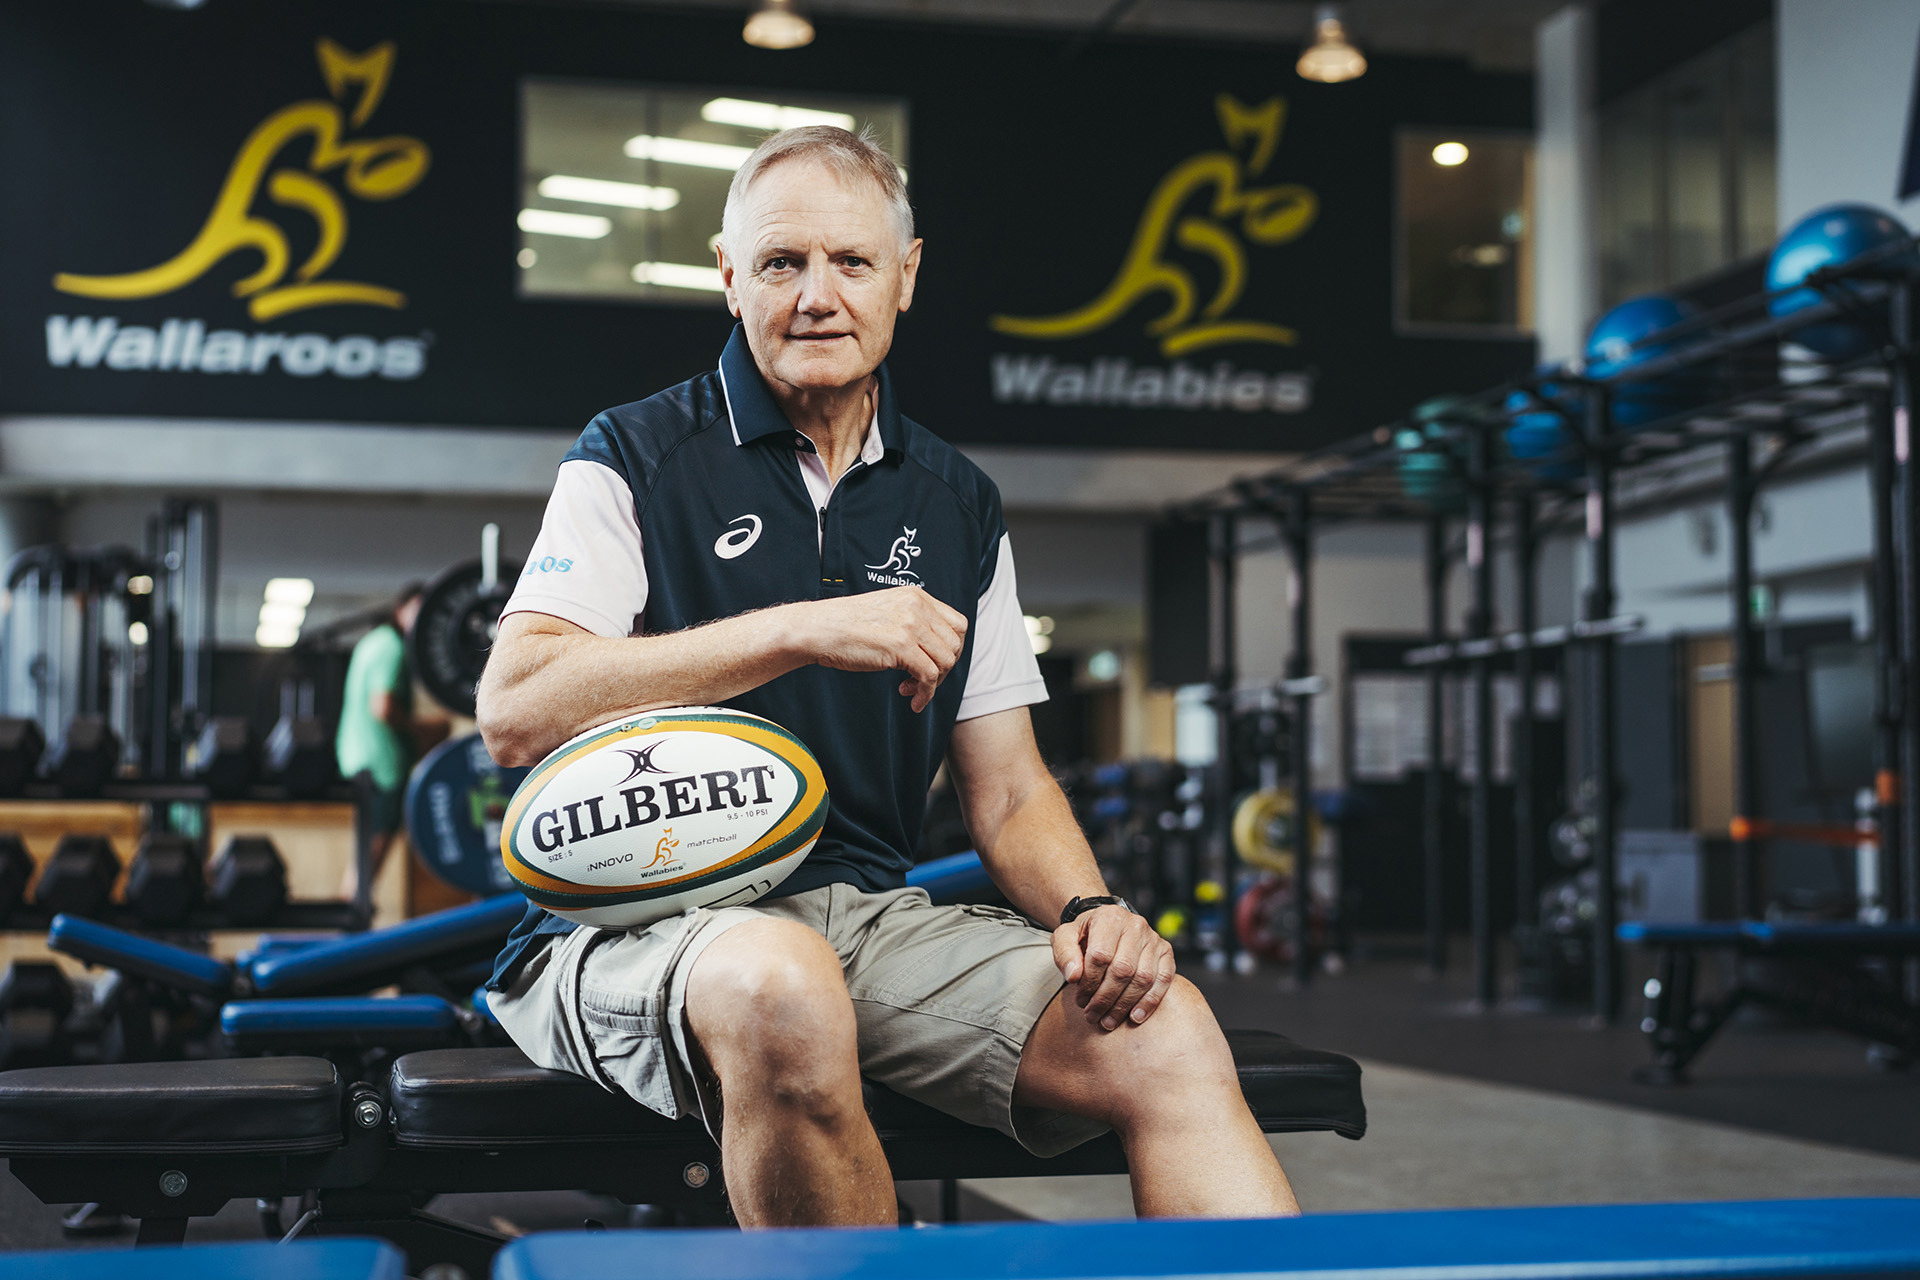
[721,125,914,259]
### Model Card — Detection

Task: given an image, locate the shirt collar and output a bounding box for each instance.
[716,324,904,460]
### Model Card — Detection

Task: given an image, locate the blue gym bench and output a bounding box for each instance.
[0,1032,1362,1271]
[51,854,1004,1064]
[1618,921,1920,1082]
[493,1201,1920,1280]
[0,852,1366,1272]
[0,1238,403,1280]
[43,894,529,1060]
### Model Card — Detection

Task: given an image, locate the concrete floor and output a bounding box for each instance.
[960,1058,1920,1221]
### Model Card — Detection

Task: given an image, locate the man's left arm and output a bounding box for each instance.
[947,708,1177,1031]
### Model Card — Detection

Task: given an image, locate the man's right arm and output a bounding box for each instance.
[477,587,966,767]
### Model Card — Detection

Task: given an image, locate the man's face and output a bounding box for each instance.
[719,158,921,396]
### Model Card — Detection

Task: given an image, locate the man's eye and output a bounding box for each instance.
[843,257,868,268]
[763,257,793,271]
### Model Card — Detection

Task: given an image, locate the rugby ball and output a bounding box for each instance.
[501,707,827,928]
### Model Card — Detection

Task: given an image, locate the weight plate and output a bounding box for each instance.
[404,732,532,895]
[1230,787,1317,876]
[411,558,521,717]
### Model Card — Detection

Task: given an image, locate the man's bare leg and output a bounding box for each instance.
[684,917,895,1227]
[1014,976,1298,1218]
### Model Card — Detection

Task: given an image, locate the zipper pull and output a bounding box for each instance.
[818,508,827,534]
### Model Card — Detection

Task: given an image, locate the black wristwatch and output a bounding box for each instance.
[1060,895,1132,926]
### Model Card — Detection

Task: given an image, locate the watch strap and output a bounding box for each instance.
[1060,895,1130,926]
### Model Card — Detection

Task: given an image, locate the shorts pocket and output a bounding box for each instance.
[577,1000,678,1115]
[959,903,1033,927]
[581,1005,660,1037]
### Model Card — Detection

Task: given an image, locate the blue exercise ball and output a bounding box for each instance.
[1395,395,1467,509]
[1766,203,1910,361]
[1504,368,1582,481]
[1584,294,1711,428]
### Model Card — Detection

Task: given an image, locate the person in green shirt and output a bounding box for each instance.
[337,583,442,894]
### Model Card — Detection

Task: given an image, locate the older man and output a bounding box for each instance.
[477,126,1296,1227]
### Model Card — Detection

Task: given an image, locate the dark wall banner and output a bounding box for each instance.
[0,1,1533,451]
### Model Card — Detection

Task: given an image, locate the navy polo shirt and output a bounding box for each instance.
[486,327,1046,990]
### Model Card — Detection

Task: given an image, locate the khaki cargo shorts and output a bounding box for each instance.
[488,883,1105,1158]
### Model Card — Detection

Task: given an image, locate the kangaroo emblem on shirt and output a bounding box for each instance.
[866,527,923,580]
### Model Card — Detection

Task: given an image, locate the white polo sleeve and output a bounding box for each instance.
[957,534,1049,721]
[502,459,647,639]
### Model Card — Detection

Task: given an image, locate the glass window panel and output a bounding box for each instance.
[1664,46,1730,283]
[1733,23,1777,259]
[1397,130,1534,331]
[519,81,908,305]
[1599,88,1663,307]
[1596,20,1775,304]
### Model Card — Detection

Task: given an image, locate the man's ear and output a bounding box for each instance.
[897,238,924,313]
[717,241,743,318]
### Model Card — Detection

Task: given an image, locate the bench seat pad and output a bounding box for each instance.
[390,1030,1364,1148]
[0,1057,342,1155]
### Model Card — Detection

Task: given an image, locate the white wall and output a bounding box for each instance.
[1778,0,1920,228]
[1572,463,1875,638]
[1533,5,1599,364]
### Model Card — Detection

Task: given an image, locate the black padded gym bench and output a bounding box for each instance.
[0,1031,1364,1274]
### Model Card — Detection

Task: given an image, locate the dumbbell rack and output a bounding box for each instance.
[0,777,375,936]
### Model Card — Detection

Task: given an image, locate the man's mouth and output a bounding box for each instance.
[790,332,851,343]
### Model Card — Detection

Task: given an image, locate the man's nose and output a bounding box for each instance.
[795,257,841,315]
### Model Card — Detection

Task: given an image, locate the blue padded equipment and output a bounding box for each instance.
[494,1199,1920,1280]
[49,913,234,997]
[1620,919,1920,1081]
[221,995,463,1054]
[0,1238,403,1280]
[907,851,995,904]
[250,893,527,995]
[235,934,332,969]
[1620,920,1920,951]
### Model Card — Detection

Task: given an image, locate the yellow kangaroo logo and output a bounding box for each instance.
[990,95,1316,358]
[53,39,430,323]
[647,829,680,869]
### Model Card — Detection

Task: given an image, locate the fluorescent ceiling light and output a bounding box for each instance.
[518,208,613,239]
[264,577,315,607]
[128,621,149,646]
[537,174,680,211]
[259,602,307,629]
[1431,141,1469,166]
[701,97,854,132]
[623,134,755,172]
[632,261,727,292]
[255,624,300,649]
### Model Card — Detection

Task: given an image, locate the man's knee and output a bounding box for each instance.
[1102,979,1240,1125]
[687,920,858,1111]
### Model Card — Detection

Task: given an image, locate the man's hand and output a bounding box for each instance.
[802,587,967,712]
[1052,905,1177,1031]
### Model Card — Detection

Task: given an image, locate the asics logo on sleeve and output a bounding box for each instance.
[714,514,763,560]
